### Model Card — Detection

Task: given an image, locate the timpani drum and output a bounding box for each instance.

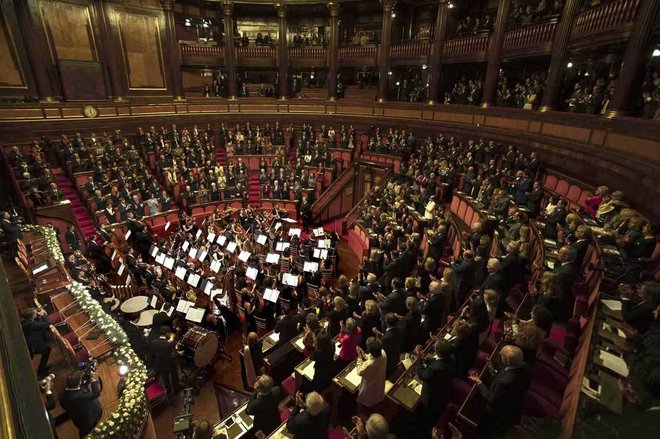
[180,326,218,368]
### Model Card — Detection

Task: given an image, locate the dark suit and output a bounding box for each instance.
[380,288,407,316]
[381,326,403,376]
[286,404,330,439]
[452,259,477,307]
[500,253,524,288]
[21,315,51,376]
[479,271,506,296]
[2,217,22,254]
[478,364,531,436]
[148,336,180,393]
[526,188,543,216]
[452,326,480,379]
[399,310,421,352]
[622,300,655,335]
[60,381,102,438]
[123,322,149,362]
[420,293,446,333]
[553,261,580,295]
[275,314,300,344]
[570,239,589,264]
[65,228,81,251]
[416,356,456,435]
[246,386,282,436]
[310,348,336,392]
[543,209,567,239]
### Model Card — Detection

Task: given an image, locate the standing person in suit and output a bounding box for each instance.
[308,331,337,393]
[286,391,330,439]
[1,211,22,257]
[469,345,531,437]
[375,313,402,377]
[65,224,81,252]
[275,304,301,345]
[500,241,525,290]
[299,194,312,232]
[60,370,102,438]
[526,181,544,217]
[123,313,149,363]
[356,337,387,411]
[620,282,660,335]
[450,251,477,310]
[420,281,448,335]
[553,246,580,314]
[479,258,506,297]
[414,340,456,439]
[246,375,282,437]
[149,326,180,395]
[20,307,52,378]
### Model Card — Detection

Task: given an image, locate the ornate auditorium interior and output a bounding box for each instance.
[0,0,658,438]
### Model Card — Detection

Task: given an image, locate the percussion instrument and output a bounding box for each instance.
[179,326,218,368]
[136,309,159,327]
[119,295,149,313]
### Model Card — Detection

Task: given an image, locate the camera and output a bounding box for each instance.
[81,359,98,386]
[40,373,55,391]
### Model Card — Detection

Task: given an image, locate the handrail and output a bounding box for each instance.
[444,33,489,56]
[390,41,431,59]
[237,45,276,60]
[573,0,640,38]
[344,167,394,227]
[289,46,327,60]
[180,42,224,59]
[310,162,356,218]
[338,45,378,61]
[503,19,558,50]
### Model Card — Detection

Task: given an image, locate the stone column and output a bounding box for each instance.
[608,0,660,116]
[327,1,340,100]
[481,0,511,107]
[378,0,396,102]
[161,0,185,100]
[222,1,238,99]
[540,0,583,111]
[428,0,450,104]
[276,3,289,99]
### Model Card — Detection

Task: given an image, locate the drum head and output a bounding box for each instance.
[193,332,218,367]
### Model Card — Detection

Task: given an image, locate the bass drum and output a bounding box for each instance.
[180,326,218,368]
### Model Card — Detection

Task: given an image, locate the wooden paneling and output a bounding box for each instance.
[541,122,591,143]
[114,8,166,90]
[39,0,96,62]
[0,8,26,89]
[484,115,530,132]
[604,133,660,162]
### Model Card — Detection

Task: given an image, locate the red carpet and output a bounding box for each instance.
[216,146,227,166]
[52,168,96,239]
[249,175,260,206]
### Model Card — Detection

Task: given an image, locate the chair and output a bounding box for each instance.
[280,258,290,272]
[321,268,333,286]
[145,377,169,414]
[254,316,268,337]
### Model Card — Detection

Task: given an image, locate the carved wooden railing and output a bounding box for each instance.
[310,161,356,219]
[572,0,640,39]
[237,45,277,60]
[503,19,557,51]
[390,40,431,59]
[180,42,224,60]
[343,167,393,228]
[289,46,327,60]
[444,33,490,57]
[338,45,378,62]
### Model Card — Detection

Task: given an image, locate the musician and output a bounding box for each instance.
[299,194,312,231]
[149,326,180,395]
[21,307,52,378]
[60,370,102,438]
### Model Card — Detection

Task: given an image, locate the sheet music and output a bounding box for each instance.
[313,249,328,259]
[207,233,216,243]
[266,253,280,264]
[264,288,280,303]
[117,263,125,276]
[257,235,267,245]
[211,289,224,301]
[283,273,298,286]
[187,273,200,287]
[318,239,330,249]
[218,236,227,246]
[599,350,629,377]
[185,307,206,323]
[226,241,237,253]
[176,299,193,314]
[196,229,202,239]
[345,366,362,388]
[164,257,175,270]
[165,221,171,231]
[210,260,221,273]
[313,227,325,237]
[246,267,258,280]
[198,250,208,262]
[601,300,622,312]
[275,242,290,251]
[175,266,187,280]
[150,245,159,257]
[161,303,174,317]
[111,249,117,260]
[155,253,166,265]
[275,222,282,230]
[125,230,132,240]
[125,275,131,286]
[188,247,198,259]
[303,261,319,273]
[301,360,315,380]
[204,281,214,295]
[289,228,301,237]
[238,251,251,262]
[150,295,158,308]
[268,332,280,343]
[182,241,190,252]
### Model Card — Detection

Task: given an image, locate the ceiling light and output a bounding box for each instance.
[388,71,393,76]
[584,71,590,76]
[566,62,573,68]
[448,3,454,8]
[653,49,660,57]
[396,81,400,86]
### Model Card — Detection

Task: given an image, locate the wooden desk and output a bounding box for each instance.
[333,360,393,395]
[65,311,114,358]
[213,401,254,439]
[267,420,294,439]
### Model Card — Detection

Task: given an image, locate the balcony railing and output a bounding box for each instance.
[390,40,431,59]
[339,45,378,62]
[290,46,327,60]
[573,0,640,39]
[180,42,224,60]
[444,33,489,57]
[237,45,276,60]
[503,20,557,51]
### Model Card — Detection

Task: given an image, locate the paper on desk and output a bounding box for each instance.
[410,378,423,396]
[345,366,362,388]
[294,336,305,351]
[599,350,629,377]
[402,357,414,370]
[268,332,280,343]
[301,360,315,380]
[334,342,342,358]
[602,300,622,312]
[545,260,555,270]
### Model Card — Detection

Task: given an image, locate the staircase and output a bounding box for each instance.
[287,136,297,165]
[216,146,227,166]
[51,168,96,239]
[249,175,260,205]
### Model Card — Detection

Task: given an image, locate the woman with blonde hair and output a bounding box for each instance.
[534,272,564,321]
[585,185,609,217]
[359,300,381,347]
[242,332,264,389]
[327,295,348,337]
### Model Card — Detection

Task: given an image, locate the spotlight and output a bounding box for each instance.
[422,64,428,70]
[653,49,660,57]
[396,81,400,86]
[388,71,393,76]
[119,365,129,376]
[566,62,573,68]
[391,12,396,18]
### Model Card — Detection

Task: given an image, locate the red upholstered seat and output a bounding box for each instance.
[63,332,80,347]
[523,389,559,418]
[279,407,291,423]
[146,380,167,401]
[555,180,570,197]
[543,175,558,192]
[48,312,63,325]
[282,375,296,397]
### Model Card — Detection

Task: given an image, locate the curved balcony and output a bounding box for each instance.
[289,46,327,67]
[443,33,490,63]
[390,40,431,64]
[180,42,224,65]
[503,19,558,58]
[237,45,277,66]
[570,0,640,48]
[338,45,378,66]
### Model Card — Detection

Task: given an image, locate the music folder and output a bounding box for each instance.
[31,261,49,275]
[175,266,187,280]
[275,242,290,251]
[155,252,166,265]
[313,227,325,237]
[196,229,202,239]
[283,273,298,287]
[182,241,190,252]
[188,247,198,259]
[176,299,193,314]
[303,261,319,273]
[218,235,227,246]
[289,228,301,237]
[264,288,280,303]
[186,273,200,287]
[226,241,237,253]
[150,295,158,308]
[185,307,206,323]
[210,259,221,273]
[198,250,208,262]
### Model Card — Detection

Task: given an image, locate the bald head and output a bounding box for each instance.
[500,345,524,368]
